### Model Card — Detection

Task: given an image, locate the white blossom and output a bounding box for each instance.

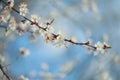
[5,0,14,9]
[19,47,30,56]
[19,2,28,16]
[17,21,30,35]
[54,31,66,47]
[40,72,56,80]
[101,71,112,80]
[29,25,39,33]
[44,32,54,43]
[18,75,29,80]
[47,26,55,33]
[9,16,16,31]
[9,0,14,7]
[30,14,40,23]
[0,9,11,23]
[94,41,106,55]
[41,63,49,71]
[60,60,75,73]
[103,34,109,42]
[58,73,66,79]
[18,21,30,30]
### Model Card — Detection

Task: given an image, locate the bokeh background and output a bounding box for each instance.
[0,0,120,80]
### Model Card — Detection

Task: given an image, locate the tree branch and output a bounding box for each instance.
[0,0,111,50]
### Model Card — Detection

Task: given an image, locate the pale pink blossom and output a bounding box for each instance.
[19,2,28,16]
[18,75,29,80]
[9,16,16,31]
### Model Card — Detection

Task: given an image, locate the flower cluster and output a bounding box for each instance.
[5,0,14,9]
[19,2,28,16]
[94,41,111,56]
[44,31,66,47]
[30,14,40,24]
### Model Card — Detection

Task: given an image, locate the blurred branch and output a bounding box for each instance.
[0,64,11,80]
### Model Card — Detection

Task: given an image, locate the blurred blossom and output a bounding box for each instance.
[94,41,108,55]
[114,56,120,64]
[40,72,56,80]
[41,63,49,71]
[100,71,112,80]
[102,34,109,43]
[18,75,29,80]
[60,60,76,73]
[58,73,66,79]
[30,14,40,23]
[19,47,30,56]
[85,29,92,38]
[81,0,101,20]
[71,36,77,43]
[0,9,11,23]
[29,70,36,78]
[9,16,16,31]
[7,0,14,8]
